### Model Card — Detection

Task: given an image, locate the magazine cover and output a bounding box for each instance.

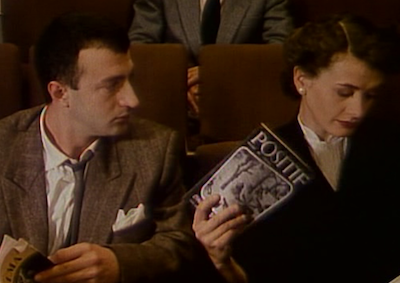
[188,123,314,223]
[0,235,53,283]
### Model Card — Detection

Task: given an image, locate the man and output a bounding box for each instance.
[129,0,294,115]
[0,12,209,283]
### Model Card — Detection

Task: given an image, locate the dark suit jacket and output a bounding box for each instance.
[129,0,294,64]
[0,106,215,283]
[231,120,350,283]
[231,119,400,282]
[337,117,400,283]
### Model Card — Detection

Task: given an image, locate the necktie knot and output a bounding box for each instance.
[64,150,94,173]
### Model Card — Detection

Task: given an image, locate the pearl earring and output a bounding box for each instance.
[298,87,305,94]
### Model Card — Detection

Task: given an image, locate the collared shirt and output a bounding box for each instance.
[298,117,348,191]
[200,0,224,17]
[40,107,98,254]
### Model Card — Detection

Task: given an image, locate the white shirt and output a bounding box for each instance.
[298,117,348,191]
[40,107,98,254]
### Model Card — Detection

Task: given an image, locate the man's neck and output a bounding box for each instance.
[44,105,97,159]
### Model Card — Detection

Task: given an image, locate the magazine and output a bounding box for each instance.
[389,274,400,283]
[187,123,314,223]
[0,235,53,283]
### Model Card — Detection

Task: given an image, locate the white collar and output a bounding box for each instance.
[297,116,347,148]
[40,106,98,171]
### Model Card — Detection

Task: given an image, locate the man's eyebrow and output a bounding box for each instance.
[98,75,126,85]
[95,65,134,87]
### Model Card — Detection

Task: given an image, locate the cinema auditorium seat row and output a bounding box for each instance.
[24,43,298,138]
[1,41,400,186]
[2,41,400,138]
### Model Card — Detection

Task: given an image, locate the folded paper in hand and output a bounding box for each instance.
[0,235,53,283]
[112,203,146,232]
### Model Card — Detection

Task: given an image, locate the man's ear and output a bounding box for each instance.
[47,81,70,107]
[293,66,308,96]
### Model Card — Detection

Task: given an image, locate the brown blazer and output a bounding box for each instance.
[0,106,210,282]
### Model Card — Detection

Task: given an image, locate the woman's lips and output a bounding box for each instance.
[338,120,358,129]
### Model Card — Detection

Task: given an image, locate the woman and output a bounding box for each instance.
[192,14,400,283]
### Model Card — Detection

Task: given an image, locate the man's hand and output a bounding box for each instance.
[35,243,120,283]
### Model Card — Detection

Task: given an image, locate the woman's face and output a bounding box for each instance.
[295,53,384,140]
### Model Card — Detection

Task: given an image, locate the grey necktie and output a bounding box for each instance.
[201,0,221,44]
[64,150,94,246]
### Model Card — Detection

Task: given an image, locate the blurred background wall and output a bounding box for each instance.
[0,0,3,43]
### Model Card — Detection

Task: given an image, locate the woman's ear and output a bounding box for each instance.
[293,66,307,96]
[47,81,70,107]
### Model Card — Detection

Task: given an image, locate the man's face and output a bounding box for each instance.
[66,47,139,138]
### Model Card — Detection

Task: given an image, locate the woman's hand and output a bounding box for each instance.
[193,195,250,283]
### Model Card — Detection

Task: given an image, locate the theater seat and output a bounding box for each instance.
[198,44,299,142]
[185,44,300,187]
[0,43,23,118]
[129,44,188,137]
[129,44,191,179]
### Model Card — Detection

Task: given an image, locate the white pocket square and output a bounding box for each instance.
[112,203,146,232]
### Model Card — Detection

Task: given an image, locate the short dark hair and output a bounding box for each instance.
[34,12,130,102]
[281,13,400,98]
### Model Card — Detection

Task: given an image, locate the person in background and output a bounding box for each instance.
[192,13,400,283]
[0,12,214,283]
[128,0,294,117]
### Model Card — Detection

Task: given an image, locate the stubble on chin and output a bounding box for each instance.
[110,120,131,137]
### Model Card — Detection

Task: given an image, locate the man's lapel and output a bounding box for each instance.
[217,0,251,43]
[2,117,49,254]
[177,0,202,57]
[78,139,136,244]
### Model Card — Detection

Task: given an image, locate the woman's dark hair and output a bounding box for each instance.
[281,13,400,98]
[34,12,130,102]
